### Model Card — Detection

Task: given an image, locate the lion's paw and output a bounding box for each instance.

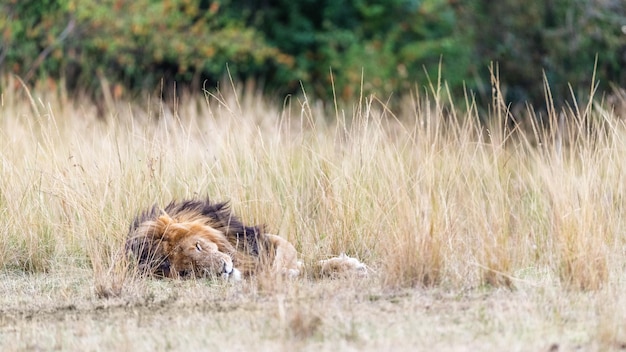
[219,258,242,281]
[227,268,242,281]
[318,253,368,278]
[283,268,300,278]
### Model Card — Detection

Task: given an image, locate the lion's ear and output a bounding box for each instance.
[157,214,174,226]
[151,215,174,243]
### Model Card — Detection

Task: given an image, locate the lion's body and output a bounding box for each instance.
[126,199,300,279]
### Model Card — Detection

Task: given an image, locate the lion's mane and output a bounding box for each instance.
[126,198,274,278]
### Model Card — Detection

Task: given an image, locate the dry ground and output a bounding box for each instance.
[2,270,626,352]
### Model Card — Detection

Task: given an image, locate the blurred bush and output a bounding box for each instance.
[1,0,291,98]
[233,0,469,99]
[0,0,466,101]
[0,0,624,107]
[457,0,626,106]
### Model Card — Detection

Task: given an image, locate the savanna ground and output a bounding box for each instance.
[1,75,626,351]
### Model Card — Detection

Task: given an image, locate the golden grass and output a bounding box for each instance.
[1,75,626,349]
[0,76,623,289]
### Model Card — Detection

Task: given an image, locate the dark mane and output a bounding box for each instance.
[167,198,264,254]
[126,198,266,276]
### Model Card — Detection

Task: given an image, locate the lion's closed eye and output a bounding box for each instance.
[195,242,203,252]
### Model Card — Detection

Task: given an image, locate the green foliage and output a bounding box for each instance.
[1,0,292,95]
[0,0,624,107]
[70,0,291,91]
[236,0,469,98]
[0,0,466,101]
[457,0,626,106]
[0,0,71,79]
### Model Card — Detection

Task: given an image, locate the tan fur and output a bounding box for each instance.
[265,234,301,277]
[318,252,368,278]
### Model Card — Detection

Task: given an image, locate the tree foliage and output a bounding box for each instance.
[0,0,466,100]
[0,0,624,106]
[457,0,626,106]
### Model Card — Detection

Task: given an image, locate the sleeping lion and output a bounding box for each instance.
[125,198,366,280]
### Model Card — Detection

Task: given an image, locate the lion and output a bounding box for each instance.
[125,198,366,280]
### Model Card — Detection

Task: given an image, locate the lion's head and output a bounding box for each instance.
[127,214,241,280]
[156,215,241,280]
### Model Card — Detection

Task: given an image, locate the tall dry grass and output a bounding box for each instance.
[0,75,624,295]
